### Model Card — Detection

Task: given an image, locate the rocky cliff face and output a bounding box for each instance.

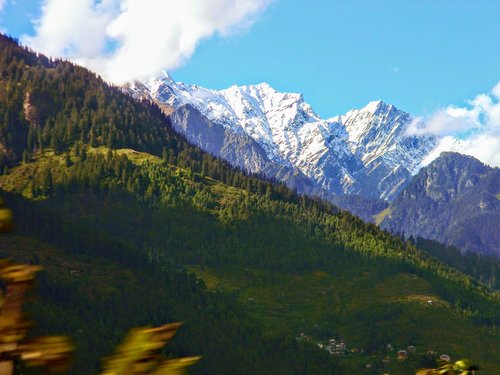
[381,152,500,256]
[125,73,437,201]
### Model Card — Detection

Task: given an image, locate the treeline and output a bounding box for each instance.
[415,237,499,290]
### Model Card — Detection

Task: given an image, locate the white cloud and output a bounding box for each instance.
[493,81,500,99]
[23,0,273,83]
[0,0,7,11]
[419,136,462,167]
[25,0,117,58]
[409,81,500,168]
[421,133,500,169]
[408,107,479,137]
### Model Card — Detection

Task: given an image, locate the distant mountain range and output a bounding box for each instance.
[125,73,438,201]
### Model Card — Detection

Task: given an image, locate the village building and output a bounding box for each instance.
[397,350,408,360]
[440,354,451,362]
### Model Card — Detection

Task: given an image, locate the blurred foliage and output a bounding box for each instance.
[100,323,200,375]
[416,358,479,374]
[0,259,198,375]
[0,197,13,234]
[0,260,73,374]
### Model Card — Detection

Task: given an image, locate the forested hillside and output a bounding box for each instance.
[381,152,500,257]
[0,34,499,374]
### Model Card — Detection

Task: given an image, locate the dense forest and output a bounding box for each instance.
[0,34,499,374]
[415,238,499,291]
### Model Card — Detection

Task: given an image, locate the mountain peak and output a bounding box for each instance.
[242,82,304,101]
[241,82,278,96]
[430,151,492,172]
[158,70,175,84]
[383,149,499,256]
[253,82,273,90]
[361,100,391,114]
[438,151,475,160]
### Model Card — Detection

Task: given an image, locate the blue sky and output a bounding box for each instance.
[174,0,500,117]
[1,0,499,119]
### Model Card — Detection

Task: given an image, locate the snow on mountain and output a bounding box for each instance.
[336,100,436,175]
[328,100,438,199]
[125,73,438,201]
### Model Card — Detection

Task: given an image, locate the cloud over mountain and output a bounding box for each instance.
[409,81,500,167]
[23,0,273,83]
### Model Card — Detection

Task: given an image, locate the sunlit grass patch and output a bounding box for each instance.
[373,207,392,224]
[390,294,450,308]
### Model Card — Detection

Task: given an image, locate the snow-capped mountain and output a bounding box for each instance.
[330,101,438,199]
[125,73,438,201]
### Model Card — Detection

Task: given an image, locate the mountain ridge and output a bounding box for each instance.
[125,73,438,201]
[381,152,500,257]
